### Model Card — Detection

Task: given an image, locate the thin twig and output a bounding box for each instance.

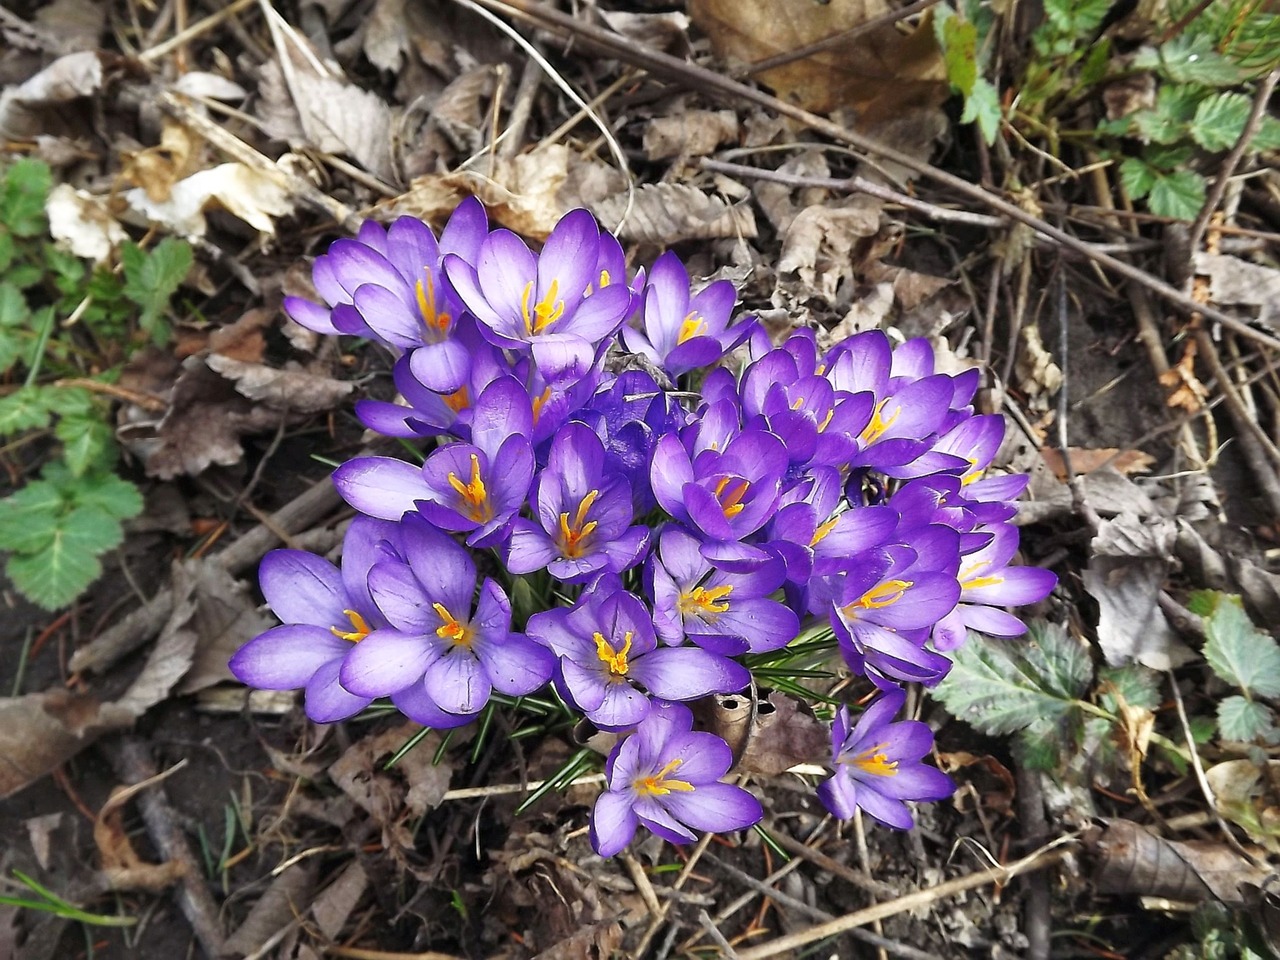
[732,842,1074,960]
[1186,66,1280,265]
[696,909,743,960]
[467,0,1280,354]
[138,0,257,62]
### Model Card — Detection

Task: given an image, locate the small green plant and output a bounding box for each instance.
[936,0,1280,220]
[0,869,135,927]
[1187,590,1280,744]
[0,157,191,609]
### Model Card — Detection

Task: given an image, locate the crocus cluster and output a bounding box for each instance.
[230,199,1056,856]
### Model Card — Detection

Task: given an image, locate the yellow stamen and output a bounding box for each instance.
[330,609,372,642]
[634,757,695,796]
[848,579,913,611]
[593,630,633,677]
[961,457,982,486]
[859,399,901,445]
[443,385,470,414]
[558,489,601,558]
[598,269,611,288]
[446,454,492,523]
[432,602,473,647]
[678,584,733,620]
[532,386,553,424]
[415,272,452,338]
[677,312,707,345]
[712,476,750,519]
[851,743,898,777]
[817,407,835,432]
[521,278,565,335]
[810,517,839,547]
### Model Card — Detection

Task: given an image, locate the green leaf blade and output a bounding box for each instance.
[1202,593,1280,698]
[1217,695,1273,742]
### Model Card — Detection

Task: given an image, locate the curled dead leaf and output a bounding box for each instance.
[643,110,739,160]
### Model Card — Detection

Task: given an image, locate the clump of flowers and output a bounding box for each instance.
[231,202,1056,855]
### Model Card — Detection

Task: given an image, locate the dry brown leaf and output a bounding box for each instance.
[1039,446,1157,480]
[862,260,952,311]
[1194,252,1280,330]
[1206,759,1280,854]
[1087,818,1267,906]
[643,110,739,160]
[1013,324,1063,407]
[738,692,830,776]
[599,9,691,50]
[0,691,133,799]
[45,182,127,262]
[172,559,276,695]
[256,30,396,181]
[778,200,881,301]
[0,50,109,139]
[310,861,367,941]
[120,118,203,204]
[223,862,319,957]
[32,0,104,52]
[205,354,354,412]
[591,182,757,243]
[124,162,295,238]
[689,0,948,126]
[94,784,189,893]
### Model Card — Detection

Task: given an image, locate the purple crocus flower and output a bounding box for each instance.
[526,586,749,730]
[931,523,1057,651]
[620,251,756,378]
[334,377,535,547]
[648,526,799,655]
[443,209,633,382]
[650,428,788,568]
[229,517,402,722]
[340,515,554,718]
[814,525,962,685]
[286,200,489,391]
[591,701,763,857]
[817,687,955,829]
[506,423,650,583]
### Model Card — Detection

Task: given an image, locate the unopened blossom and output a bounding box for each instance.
[506,423,650,583]
[444,209,634,382]
[341,516,554,718]
[334,377,535,546]
[648,526,798,655]
[229,517,402,722]
[931,523,1057,651]
[817,688,955,829]
[285,200,489,391]
[620,251,756,377]
[526,586,749,730]
[590,701,763,857]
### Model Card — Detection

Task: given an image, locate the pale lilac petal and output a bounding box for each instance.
[392,681,478,728]
[424,651,491,715]
[303,659,372,722]
[963,566,1056,606]
[284,296,339,334]
[339,629,436,697]
[591,791,639,857]
[660,782,762,833]
[817,772,860,820]
[629,649,749,700]
[659,731,733,782]
[332,457,425,521]
[855,786,915,829]
[559,658,608,712]
[633,796,697,844]
[259,550,346,627]
[592,681,651,730]
[352,283,419,348]
[962,605,1029,637]
[229,625,349,689]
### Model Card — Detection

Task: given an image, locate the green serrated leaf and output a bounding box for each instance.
[61,472,142,521]
[1191,91,1253,151]
[942,16,979,97]
[1148,169,1206,220]
[1097,663,1161,712]
[932,622,1093,737]
[961,78,1002,146]
[1133,85,1202,144]
[1218,695,1274,742]
[1138,33,1244,86]
[55,416,114,477]
[6,541,102,610]
[0,481,65,552]
[1040,0,1112,39]
[1,158,52,238]
[122,238,192,341]
[1119,157,1157,200]
[0,385,57,433]
[0,281,29,374]
[1255,115,1280,152]
[1202,593,1280,698]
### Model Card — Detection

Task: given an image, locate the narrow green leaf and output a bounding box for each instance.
[931,622,1093,737]
[1201,593,1280,698]
[1148,170,1206,221]
[1217,695,1273,742]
